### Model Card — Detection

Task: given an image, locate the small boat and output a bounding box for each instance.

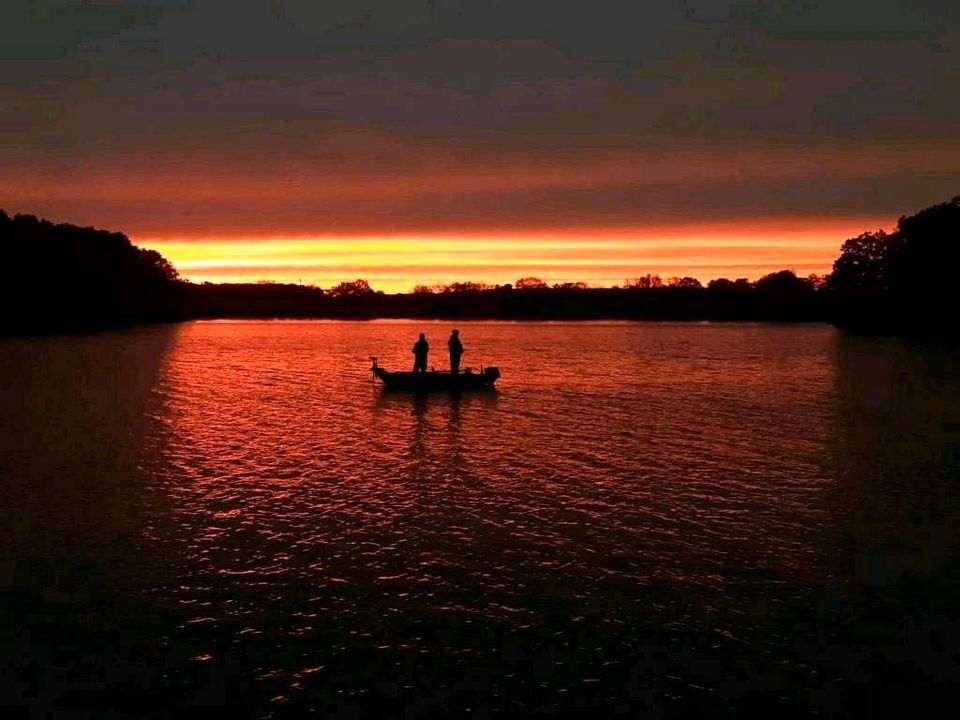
[370,357,500,392]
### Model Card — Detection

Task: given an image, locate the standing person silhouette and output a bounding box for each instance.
[448,329,464,376]
[412,333,429,373]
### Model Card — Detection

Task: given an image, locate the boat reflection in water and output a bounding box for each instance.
[370,356,500,392]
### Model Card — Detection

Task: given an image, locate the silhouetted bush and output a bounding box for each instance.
[752,270,820,321]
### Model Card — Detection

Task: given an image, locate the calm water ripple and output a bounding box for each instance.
[2,320,959,717]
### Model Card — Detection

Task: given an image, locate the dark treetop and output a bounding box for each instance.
[0,210,184,333]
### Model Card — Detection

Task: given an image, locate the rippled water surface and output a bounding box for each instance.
[2,321,959,717]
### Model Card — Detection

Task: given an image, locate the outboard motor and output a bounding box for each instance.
[369,356,386,381]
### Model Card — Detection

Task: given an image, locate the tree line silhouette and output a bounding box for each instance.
[183,268,825,322]
[2,197,957,335]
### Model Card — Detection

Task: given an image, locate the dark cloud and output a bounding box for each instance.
[1,0,958,236]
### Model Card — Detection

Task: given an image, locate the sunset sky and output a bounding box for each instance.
[2,1,958,291]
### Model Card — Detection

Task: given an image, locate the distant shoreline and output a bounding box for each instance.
[178,277,827,325]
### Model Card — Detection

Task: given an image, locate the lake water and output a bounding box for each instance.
[2,321,959,717]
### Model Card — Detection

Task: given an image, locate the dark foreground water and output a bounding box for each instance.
[1,321,959,718]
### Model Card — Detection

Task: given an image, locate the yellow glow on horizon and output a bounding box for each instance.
[137,218,880,293]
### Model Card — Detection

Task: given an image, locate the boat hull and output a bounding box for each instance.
[373,366,500,392]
